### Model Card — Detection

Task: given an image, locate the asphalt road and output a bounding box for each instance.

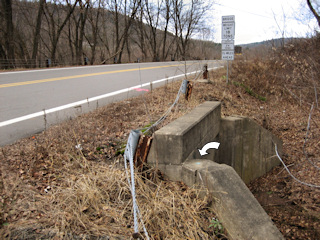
[0,60,222,146]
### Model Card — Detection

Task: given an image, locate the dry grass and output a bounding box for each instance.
[1,35,320,239]
[232,36,320,106]
[1,159,216,239]
[231,36,320,239]
[0,70,228,239]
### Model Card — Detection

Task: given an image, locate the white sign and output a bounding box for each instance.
[221,15,235,61]
[222,40,234,51]
[222,15,235,23]
[222,51,234,60]
[222,15,235,40]
[222,22,235,40]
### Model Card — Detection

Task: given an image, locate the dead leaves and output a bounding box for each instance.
[0,58,319,239]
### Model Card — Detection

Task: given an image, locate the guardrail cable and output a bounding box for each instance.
[141,79,185,134]
[123,72,197,238]
[123,65,210,238]
[124,130,150,239]
[141,66,209,134]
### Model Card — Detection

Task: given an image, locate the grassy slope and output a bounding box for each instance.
[1,36,320,239]
[0,72,229,239]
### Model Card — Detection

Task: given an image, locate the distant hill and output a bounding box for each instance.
[240,38,303,49]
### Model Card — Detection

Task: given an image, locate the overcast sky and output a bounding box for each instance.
[210,0,318,44]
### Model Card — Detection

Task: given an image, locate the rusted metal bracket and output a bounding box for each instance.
[134,134,153,171]
[185,81,193,101]
[203,64,208,79]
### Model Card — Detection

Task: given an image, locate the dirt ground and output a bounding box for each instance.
[1,66,319,239]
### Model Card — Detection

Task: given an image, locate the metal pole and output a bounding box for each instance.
[226,60,229,84]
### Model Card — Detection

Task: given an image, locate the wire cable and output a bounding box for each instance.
[141,79,184,134]
[303,103,320,170]
[123,130,150,239]
[124,152,150,239]
[123,63,208,237]
[275,144,320,188]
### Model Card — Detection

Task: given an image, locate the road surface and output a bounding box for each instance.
[0,60,222,146]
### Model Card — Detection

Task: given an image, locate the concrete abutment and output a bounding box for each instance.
[147,101,284,240]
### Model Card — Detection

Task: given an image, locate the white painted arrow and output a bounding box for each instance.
[198,142,220,156]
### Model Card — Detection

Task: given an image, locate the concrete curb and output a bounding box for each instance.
[148,101,221,181]
[182,160,284,240]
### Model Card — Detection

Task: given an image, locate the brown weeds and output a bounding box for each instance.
[2,44,319,239]
[0,73,226,239]
[230,36,320,239]
[231,36,320,106]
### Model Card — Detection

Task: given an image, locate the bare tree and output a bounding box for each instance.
[1,0,15,68]
[161,0,172,61]
[31,0,46,67]
[118,0,142,63]
[97,2,112,63]
[85,0,102,65]
[307,0,320,28]
[133,0,174,62]
[172,0,211,60]
[133,5,147,61]
[143,0,162,62]
[107,0,122,63]
[43,0,79,64]
[0,5,6,61]
[71,0,89,65]
[272,7,287,48]
[107,0,141,63]
[0,0,216,69]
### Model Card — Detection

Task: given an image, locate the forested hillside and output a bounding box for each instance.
[0,0,218,69]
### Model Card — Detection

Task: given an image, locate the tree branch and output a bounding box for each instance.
[307,0,320,28]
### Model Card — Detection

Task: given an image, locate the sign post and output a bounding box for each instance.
[221,15,235,83]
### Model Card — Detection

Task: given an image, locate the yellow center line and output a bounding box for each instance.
[0,64,187,88]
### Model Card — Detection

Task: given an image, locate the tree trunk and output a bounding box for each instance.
[1,0,15,68]
[162,0,170,61]
[75,1,89,65]
[114,0,120,63]
[86,0,102,65]
[68,20,75,64]
[0,43,6,60]
[45,0,79,65]
[31,0,46,68]
[112,0,141,63]
[307,0,320,28]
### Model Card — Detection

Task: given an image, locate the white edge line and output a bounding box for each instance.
[1,69,216,127]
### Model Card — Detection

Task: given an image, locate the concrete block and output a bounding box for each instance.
[242,118,262,183]
[182,160,284,240]
[186,135,220,161]
[260,127,282,172]
[182,159,214,186]
[156,164,183,182]
[219,116,282,184]
[148,101,221,165]
[219,116,244,177]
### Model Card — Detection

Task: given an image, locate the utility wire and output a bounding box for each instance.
[213,2,298,21]
[303,103,320,170]
[275,144,320,188]
[213,2,273,19]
